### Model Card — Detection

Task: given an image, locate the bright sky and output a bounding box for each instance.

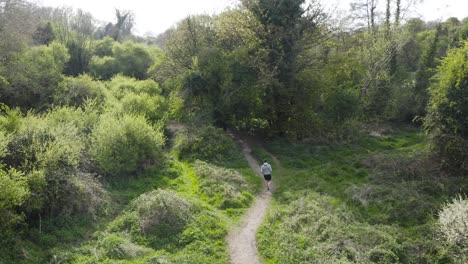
[36,0,467,36]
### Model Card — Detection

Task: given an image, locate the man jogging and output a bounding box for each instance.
[261,160,272,191]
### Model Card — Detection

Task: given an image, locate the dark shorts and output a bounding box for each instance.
[263,174,272,181]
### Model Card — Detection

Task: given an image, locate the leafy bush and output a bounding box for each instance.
[425,41,468,174]
[109,189,194,248]
[0,42,69,108]
[1,109,108,221]
[0,167,29,236]
[106,75,162,99]
[103,76,167,122]
[175,125,240,163]
[194,160,253,209]
[55,74,105,106]
[438,195,468,262]
[89,55,119,80]
[91,113,165,177]
[112,41,154,79]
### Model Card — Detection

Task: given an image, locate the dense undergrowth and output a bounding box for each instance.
[256,128,468,263]
[0,122,260,264]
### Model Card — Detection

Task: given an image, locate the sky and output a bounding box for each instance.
[36,0,468,36]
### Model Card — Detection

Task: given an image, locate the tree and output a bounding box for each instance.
[0,42,70,109]
[424,41,468,174]
[32,21,55,45]
[242,0,325,136]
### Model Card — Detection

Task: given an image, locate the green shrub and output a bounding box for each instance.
[0,167,29,236]
[0,42,69,108]
[175,126,240,163]
[46,103,100,136]
[2,110,108,221]
[55,74,105,106]
[89,55,119,80]
[106,75,162,99]
[103,76,167,122]
[0,106,23,133]
[425,41,468,174]
[109,189,195,249]
[91,113,165,177]
[0,130,10,158]
[193,160,253,209]
[112,41,154,79]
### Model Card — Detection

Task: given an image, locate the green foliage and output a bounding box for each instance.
[425,41,468,174]
[89,41,158,80]
[0,42,69,108]
[0,167,29,236]
[174,125,241,163]
[89,55,119,80]
[104,75,167,122]
[0,105,109,224]
[193,160,254,209]
[94,37,116,57]
[55,74,105,106]
[90,113,165,177]
[109,189,194,247]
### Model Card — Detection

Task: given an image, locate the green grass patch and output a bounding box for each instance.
[257,127,466,263]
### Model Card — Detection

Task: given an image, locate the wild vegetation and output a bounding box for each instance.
[0,0,467,263]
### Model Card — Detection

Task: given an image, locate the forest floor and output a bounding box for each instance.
[227,136,272,264]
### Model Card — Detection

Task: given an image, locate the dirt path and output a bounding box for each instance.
[227,137,272,264]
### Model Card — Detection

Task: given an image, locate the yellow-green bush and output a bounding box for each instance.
[91,113,165,177]
[108,189,195,248]
[55,74,105,106]
[425,41,468,174]
[0,167,29,237]
[175,126,240,163]
[194,160,253,209]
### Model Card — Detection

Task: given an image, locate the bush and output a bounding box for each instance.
[89,55,119,80]
[103,76,167,122]
[194,160,253,209]
[109,189,194,248]
[0,167,29,236]
[438,195,468,262]
[0,42,69,108]
[425,41,468,174]
[91,114,165,177]
[55,74,105,106]
[106,75,162,99]
[175,125,240,163]
[2,109,108,221]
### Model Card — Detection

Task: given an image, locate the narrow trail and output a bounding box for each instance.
[227,136,272,264]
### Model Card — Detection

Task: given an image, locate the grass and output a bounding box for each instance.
[256,127,466,263]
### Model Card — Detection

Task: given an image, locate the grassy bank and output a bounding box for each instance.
[256,128,467,263]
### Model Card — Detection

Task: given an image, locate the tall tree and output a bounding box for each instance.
[242,0,324,136]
